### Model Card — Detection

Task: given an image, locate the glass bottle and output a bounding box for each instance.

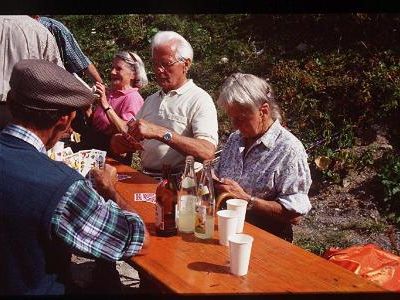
[155,164,178,236]
[177,156,197,233]
[194,160,215,239]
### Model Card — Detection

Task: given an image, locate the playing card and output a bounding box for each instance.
[78,150,95,177]
[134,193,156,204]
[63,152,82,172]
[47,141,64,161]
[62,147,73,158]
[91,149,107,169]
[117,174,132,181]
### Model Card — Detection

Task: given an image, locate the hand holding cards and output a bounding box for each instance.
[123,117,144,150]
[47,142,106,176]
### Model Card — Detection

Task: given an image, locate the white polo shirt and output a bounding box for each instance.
[136,79,218,170]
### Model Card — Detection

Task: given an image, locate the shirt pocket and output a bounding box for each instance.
[162,112,188,125]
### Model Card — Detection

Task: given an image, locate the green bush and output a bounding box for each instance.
[378,153,400,225]
[54,14,399,179]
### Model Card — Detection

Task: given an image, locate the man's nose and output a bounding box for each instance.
[110,68,117,75]
[153,65,165,73]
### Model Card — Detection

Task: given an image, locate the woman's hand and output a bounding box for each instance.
[95,82,108,109]
[214,177,251,200]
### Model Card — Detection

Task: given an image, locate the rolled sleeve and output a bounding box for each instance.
[278,193,311,215]
[52,180,145,261]
[191,95,219,146]
[276,151,312,215]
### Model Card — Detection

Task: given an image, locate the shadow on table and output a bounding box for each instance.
[187,261,230,274]
[180,232,219,244]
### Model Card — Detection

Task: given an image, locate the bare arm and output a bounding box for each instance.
[132,118,216,161]
[95,82,129,134]
[85,63,103,83]
[215,178,301,225]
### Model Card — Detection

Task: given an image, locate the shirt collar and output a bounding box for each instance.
[159,79,194,97]
[259,119,282,150]
[111,87,138,96]
[2,124,47,153]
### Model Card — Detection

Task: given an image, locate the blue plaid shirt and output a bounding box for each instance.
[39,17,91,74]
[2,125,145,260]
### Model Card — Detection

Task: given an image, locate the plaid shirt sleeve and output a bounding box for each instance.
[51,180,145,261]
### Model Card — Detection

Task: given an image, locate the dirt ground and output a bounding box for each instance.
[293,133,400,255]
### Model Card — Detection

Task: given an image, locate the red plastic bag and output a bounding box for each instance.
[323,244,400,291]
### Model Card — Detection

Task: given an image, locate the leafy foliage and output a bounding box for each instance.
[379,154,400,225]
[55,14,400,220]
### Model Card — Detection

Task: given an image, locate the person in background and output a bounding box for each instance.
[0,15,63,129]
[79,50,148,291]
[110,31,218,175]
[0,59,148,295]
[33,15,103,83]
[32,15,104,145]
[74,51,147,162]
[214,73,312,242]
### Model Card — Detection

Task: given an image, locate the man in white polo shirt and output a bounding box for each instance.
[110,31,218,173]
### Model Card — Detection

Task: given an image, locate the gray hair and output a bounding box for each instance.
[115,51,148,88]
[151,31,193,61]
[217,73,282,122]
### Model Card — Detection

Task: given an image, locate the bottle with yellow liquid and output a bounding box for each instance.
[194,160,215,239]
[177,156,197,233]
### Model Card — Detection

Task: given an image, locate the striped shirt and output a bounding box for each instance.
[39,17,91,74]
[2,125,145,260]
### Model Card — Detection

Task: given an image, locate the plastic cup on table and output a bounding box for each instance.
[217,210,239,246]
[228,233,254,276]
[226,199,248,233]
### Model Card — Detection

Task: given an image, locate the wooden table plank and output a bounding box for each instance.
[111,160,386,294]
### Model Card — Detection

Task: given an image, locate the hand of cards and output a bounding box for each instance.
[47,142,106,176]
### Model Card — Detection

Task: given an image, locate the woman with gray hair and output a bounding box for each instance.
[78,51,148,157]
[214,73,312,242]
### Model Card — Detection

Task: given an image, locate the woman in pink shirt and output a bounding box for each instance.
[79,51,147,158]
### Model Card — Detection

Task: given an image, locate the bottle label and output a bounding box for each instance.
[198,184,209,196]
[195,205,207,234]
[181,176,196,189]
[179,195,196,213]
[155,202,164,230]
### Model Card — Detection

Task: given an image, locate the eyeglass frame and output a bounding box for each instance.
[152,57,185,72]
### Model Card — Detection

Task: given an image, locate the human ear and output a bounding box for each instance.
[55,111,76,132]
[184,58,191,72]
[259,102,270,117]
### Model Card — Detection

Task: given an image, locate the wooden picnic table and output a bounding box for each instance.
[109,159,386,294]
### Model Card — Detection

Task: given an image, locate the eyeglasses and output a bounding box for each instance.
[153,59,182,71]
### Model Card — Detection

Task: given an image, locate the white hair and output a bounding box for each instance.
[115,51,148,88]
[217,73,282,122]
[151,31,193,61]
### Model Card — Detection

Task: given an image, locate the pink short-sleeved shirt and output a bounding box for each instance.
[92,87,144,135]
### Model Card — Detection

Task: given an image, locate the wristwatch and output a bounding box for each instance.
[247,196,256,210]
[162,130,173,143]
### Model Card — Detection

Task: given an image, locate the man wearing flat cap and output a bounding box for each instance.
[0,60,148,295]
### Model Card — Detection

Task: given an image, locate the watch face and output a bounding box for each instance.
[163,131,172,142]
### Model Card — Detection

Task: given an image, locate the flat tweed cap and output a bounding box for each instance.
[9,59,95,111]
